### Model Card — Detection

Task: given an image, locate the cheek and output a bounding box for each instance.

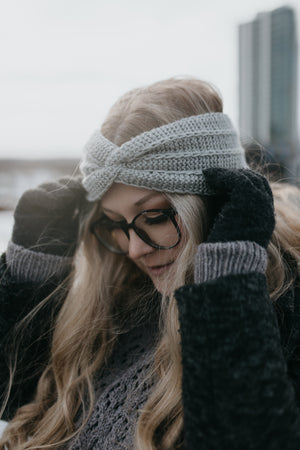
[174,220,188,253]
[162,224,187,263]
[176,216,187,242]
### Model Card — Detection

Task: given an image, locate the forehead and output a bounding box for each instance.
[101,183,165,209]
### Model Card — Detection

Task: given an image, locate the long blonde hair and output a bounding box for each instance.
[1,77,300,449]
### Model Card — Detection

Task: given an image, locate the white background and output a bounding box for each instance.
[1,0,299,159]
[0,211,13,253]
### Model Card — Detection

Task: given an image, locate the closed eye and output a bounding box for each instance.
[144,214,169,225]
[95,216,126,230]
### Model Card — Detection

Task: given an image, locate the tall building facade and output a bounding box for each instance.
[239,6,299,175]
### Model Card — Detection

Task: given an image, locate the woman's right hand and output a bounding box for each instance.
[11,177,87,257]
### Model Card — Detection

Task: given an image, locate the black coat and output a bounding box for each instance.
[1,252,300,449]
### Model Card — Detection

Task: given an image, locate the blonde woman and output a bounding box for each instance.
[1,78,300,449]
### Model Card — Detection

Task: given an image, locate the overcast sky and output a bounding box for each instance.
[0,0,299,159]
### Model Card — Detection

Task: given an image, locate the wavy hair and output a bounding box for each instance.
[1,77,300,449]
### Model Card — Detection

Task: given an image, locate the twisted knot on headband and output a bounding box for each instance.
[80,112,248,201]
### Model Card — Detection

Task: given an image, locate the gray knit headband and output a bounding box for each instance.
[80,112,248,202]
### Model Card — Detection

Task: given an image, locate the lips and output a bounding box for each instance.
[146,261,174,276]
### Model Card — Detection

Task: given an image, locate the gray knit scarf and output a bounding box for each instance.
[80,112,248,202]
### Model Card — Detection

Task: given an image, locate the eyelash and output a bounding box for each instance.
[101,215,125,226]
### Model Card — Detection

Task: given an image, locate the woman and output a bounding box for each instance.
[1,77,300,449]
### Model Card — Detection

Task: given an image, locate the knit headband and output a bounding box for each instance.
[80,112,248,202]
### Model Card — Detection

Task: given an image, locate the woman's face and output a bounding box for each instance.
[100,183,185,293]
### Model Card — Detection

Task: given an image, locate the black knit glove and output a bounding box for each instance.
[12,177,87,257]
[203,168,275,249]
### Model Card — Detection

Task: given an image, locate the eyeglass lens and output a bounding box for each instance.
[93,210,180,254]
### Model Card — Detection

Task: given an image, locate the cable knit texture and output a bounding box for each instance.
[80,113,248,201]
[194,241,268,283]
[68,319,158,449]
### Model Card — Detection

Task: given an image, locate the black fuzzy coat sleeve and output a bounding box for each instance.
[175,273,300,450]
[0,253,65,420]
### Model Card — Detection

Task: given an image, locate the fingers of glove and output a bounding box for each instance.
[39,177,86,204]
[208,203,275,246]
[39,175,83,193]
[204,168,267,194]
[15,178,86,218]
[203,168,274,210]
[203,168,244,192]
[12,216,79,254]
[238,169,274,205]
[204,169,275,247]
[209,175,275,225]
[12,177,85,254]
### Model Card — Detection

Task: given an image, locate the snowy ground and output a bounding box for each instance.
[0,210,14,254]
[0,420,7,436]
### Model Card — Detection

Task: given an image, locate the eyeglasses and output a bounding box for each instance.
[90,208,181,255]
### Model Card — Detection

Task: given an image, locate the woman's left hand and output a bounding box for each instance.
[203,168,275,249]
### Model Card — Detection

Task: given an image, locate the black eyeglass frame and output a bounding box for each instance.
[90,208,182,255]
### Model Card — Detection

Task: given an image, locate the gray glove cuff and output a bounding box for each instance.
[194,241,268,284]
[6,241,72,283]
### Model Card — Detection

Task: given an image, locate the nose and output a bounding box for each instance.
[127,229,155,260]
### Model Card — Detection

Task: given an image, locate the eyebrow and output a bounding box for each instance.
[101,192,163,213]
[134,192,162,206]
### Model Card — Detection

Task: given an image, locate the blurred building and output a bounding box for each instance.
[239,6,299,178]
